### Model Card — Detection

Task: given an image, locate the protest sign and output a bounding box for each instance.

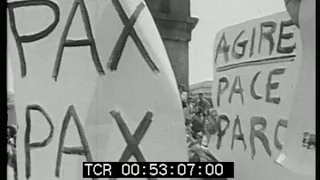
[8,56,14,93]
[7,0,187,180]
[85,0,188,163]
[7,0,103,179]
[211,11,312,180]
[277,0,315,177]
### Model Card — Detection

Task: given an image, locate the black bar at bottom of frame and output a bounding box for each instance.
[83,162,234,178]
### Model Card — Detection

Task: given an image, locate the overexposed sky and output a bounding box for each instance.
[189,0,286,85]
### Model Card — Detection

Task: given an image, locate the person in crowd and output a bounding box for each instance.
[7,125,16,161]
[7,92,18,180]
[186,121,197,147]
[188,117,220,164]
[7,125,17,146]
[184,97,194,126]
[189,105,205,145]
[178,84,188,108]
[178,84,185,93]
[195,93,211,117]
[7,125,18,180]
[191,106,204,127]
[191,120,204,141]
[203,109,219,146]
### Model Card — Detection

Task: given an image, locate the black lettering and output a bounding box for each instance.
[232,30,248,59]
[110,111,152,163]
[25,104,54,179]
[216,114,230,150]
[110,0,159,73]
[249,27,256,57]
[250,71,263,100]
[277,20,296,54]
[250,116,272,159]
[259,21,277,55]
[214,33,230,64]
[266,68,285,104]
[274,119,288,151]
[229,76,244,105]
[231,115,247,150]
[217,76,229,107]
[53,0,105,81]
[7,0,60,78]
[108,3,147,71]
[55,105,93,178]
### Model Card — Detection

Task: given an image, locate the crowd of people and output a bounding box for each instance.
[178,84,219,162]
[7,124,18,180]
[7,91,18,180]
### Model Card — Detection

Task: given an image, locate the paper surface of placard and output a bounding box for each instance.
[7,0,187,180]
[8,57,14,93]
[86,0,188,165]
[211,11,312,180]
[276,0,315,177]
[7,58,16,126]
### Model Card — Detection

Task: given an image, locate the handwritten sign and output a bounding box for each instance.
[211,11,312,180]
[277,0,315,177]
[7,0,187,180]
[85,0,188,163]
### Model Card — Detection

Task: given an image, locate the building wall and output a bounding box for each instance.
[189,80,213,105]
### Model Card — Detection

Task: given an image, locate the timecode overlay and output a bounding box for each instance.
[83,162,234,178]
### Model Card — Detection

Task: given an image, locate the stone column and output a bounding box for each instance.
[145,0,198,90]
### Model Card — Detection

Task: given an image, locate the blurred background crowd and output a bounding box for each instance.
[7,91,18,180]
[178,84,220,162]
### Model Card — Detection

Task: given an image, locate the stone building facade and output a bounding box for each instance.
[145,0,198,90]
[189,80,213,105]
